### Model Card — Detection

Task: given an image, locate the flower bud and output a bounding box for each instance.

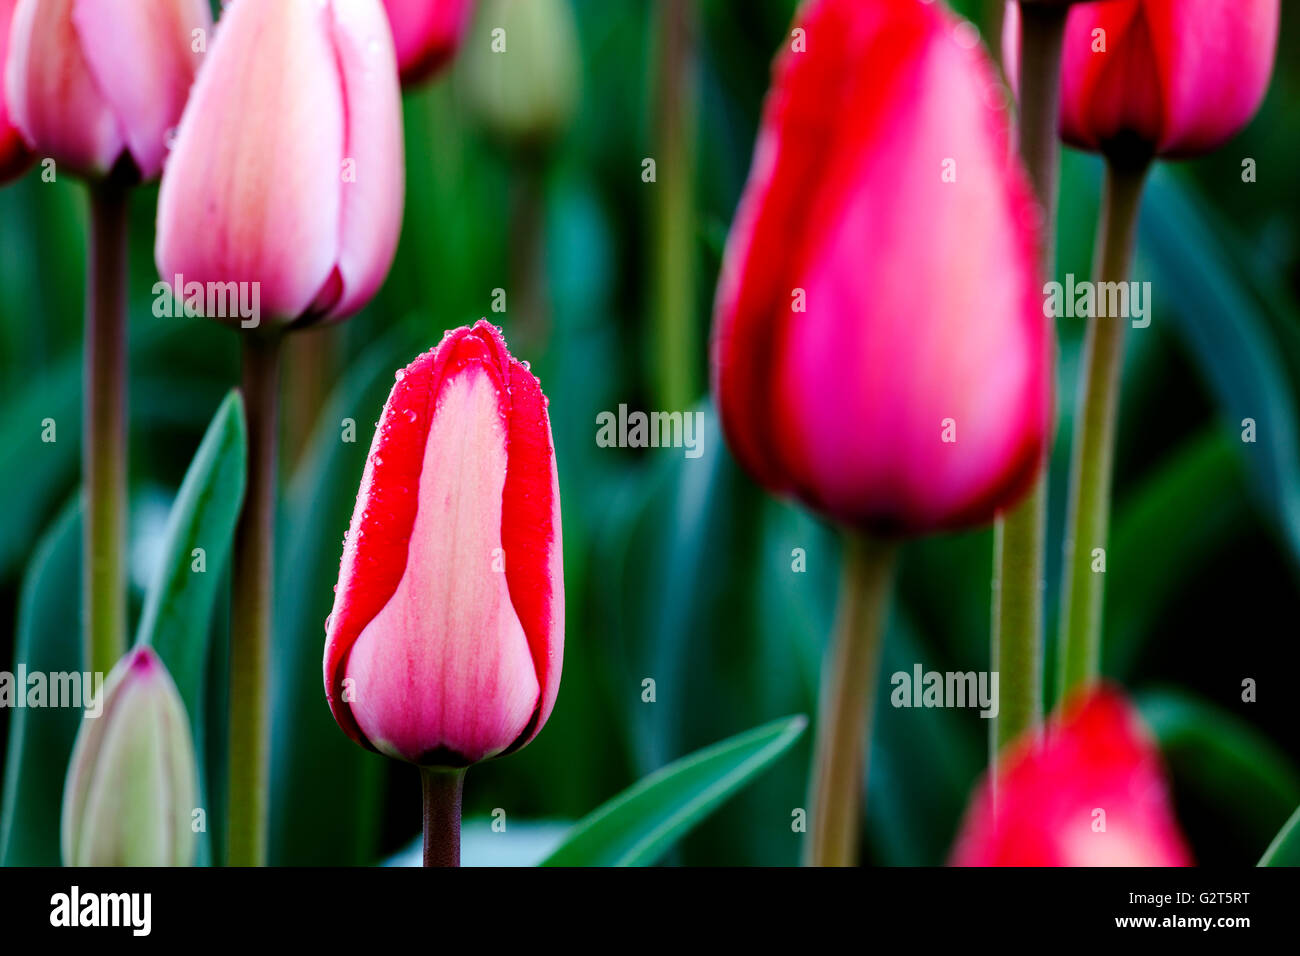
[4,0,210,181]
[461,0,579,147]
[950,687,1192,866]
[324,320,563,767]
[712,0,1050,535]
[155,0,405,327]
[1004,0,1280,160]
[61,646,197,867]
[381,0,474,86]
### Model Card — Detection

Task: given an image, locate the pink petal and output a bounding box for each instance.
[155,0,343,323]
[321,0,406,322]
[4,0,123,177]
[70,0,210,180]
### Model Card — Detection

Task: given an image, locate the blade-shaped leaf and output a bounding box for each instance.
[1260,805,1300,867]
[540,715,807,867]
[136,390,246,724]
[0,502,83,866]
[134,391,246,866]
[1140,170,1300,568]
[1139,688,1300,858]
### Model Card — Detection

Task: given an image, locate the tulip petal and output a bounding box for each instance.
[325,322,562,765]
[0,0,32,181]
[382,0,473,85]
[343,356,539,765]
[950,687,1192,866]
[5,0,123,177]
[155,0,343,323]
[714,0,1047,534]
[323,0,406,322]
[70,0,210,181]
[1141,0,1279,157]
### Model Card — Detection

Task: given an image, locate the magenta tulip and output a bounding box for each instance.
[155,0,405,328]
[4,0,210,180]
[381,0,474,86]
[950,687,1192,866]
[712,0,1050,535]
[0,0,31,181]
[324,321,563,767]
[1005,0,1280,159]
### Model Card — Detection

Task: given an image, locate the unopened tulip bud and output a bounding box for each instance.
[61,646,198,867]
[156,0,405,327]
[382,0,475,86]
[712,0,1050,535]
[4,0,210,180]
[324,320,563,767]
[950,687,1192,866]
[1004,0,1280,160]
[461,0,579,147]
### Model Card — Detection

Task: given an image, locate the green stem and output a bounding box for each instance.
[1057,160,1150,701]
[420,768,466,867]
[805,535,897,867]
[227,333,282,866]
[651,0,697,411]
[84,179,130,677]
[990,2,1068,753]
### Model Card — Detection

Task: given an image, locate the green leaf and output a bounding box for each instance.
[1139,688,1300,857]
[1260,805,1300,867]
[1105,433,1249,679]
[133,392,246,866]
[540,715,807,867]
[136,390,246,725]
[1140,170,1300,566]
[0,502,83,866]
[269,332,413,865]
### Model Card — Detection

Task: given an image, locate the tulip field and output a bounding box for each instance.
[1,0,1299,891]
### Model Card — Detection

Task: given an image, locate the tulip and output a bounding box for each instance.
[950,687,1192,866]
[0,0,32,182]
[61,647,198,867]
[1006,0,1280,161]
[324,320,562,865]
[325,320,563,764]
[382,0,474,86]
[155,0,405,866]
[5,0,211,683]
[4,0,210,181]
[711,0,1049,867]
[156,0,405,329]
[1002,0,1281,701]
[713,2,1048,538]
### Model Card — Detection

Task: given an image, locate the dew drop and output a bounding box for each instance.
[395,368,406,381]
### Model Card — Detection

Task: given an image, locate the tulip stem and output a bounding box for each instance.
[227,333,283,867]
[420,768,465,867]
[805,534,897,867]
[1057,159,1149,701]
[651,0,697,411]
[989,2,1069,754]
[84,178,130,679]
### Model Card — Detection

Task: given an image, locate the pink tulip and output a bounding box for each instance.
[324,321,563,767]
[950,687,1193,866]
[155,0,405,327]
[381,0,474,86]
[4,0,210,180]
[0,0,32,182]
[712,0,1050,535]
[1004,0,1280,159]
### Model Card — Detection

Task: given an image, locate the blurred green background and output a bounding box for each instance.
[1,0,1299,866]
